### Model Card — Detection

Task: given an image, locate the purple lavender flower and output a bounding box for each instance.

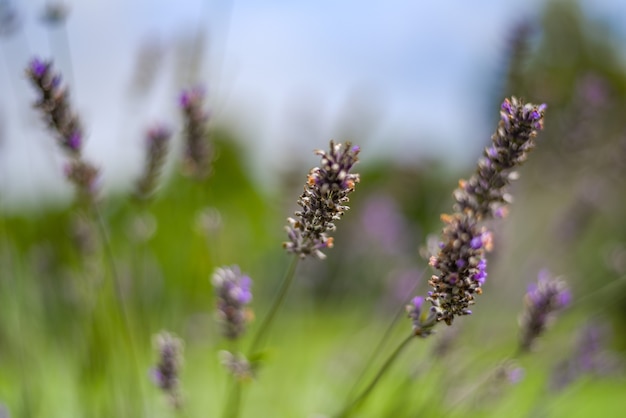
[423,97,545,326]
[26,58,84,156]
[179,86,211,179]
[135,124,171,200]
[26,58,100,203]
[212,265,253,340]
[151,331,184,408]
[283,140,360,259]
[519,270,570,352]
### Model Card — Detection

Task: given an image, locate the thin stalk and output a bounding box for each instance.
[336,333,415,418]
[248,255,299,355]
[345,266,425,400]
[222,255,299,418]
[92,203,145,410]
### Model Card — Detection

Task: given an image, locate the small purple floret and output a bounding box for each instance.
[30,58,47,77]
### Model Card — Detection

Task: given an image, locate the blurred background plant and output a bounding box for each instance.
[0,0,625,417]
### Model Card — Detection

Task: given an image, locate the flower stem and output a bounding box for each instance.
[345,267,425,401]
[248,255,299,355]
[222,255,300,418]
[335,333,415,418]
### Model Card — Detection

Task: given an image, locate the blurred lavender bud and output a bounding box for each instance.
[212,266,253,340]
[194,207,222,237]
[406,296,437,337]
[40,2,69,26]
[550,320,623,391]
[64,159,100,203]
[0,0,20,37]
[26,58,84,156]
[151,331,184,408]
[283,140,360,259]
[179,86,211,179]
[219,351,254,381]
[135,124,171,200]
[519,270,570,352]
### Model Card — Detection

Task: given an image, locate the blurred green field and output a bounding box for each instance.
[2,1,626,417]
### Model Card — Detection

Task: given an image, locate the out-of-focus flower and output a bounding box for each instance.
[179,86,211,179]
[519,270,570,352]
[135,124,171,200]
[219,351,254,381]
[406,296,437,337]
[26,58,100,203]
[40,2,69,26]
[212,266,253,340]
[284,140,360,260]
[151,331,184,408]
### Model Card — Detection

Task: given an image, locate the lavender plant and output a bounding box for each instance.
[335,97,547,417]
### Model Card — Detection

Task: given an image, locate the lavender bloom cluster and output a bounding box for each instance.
[26,58,100,201]
[219,350,254,381]
[135,125,171,200]
[179,87,211,179]
[519,270,571,352]
[151,331,184,408]
[284,140,360,260]
[212,266,253,340]
[425,97,546,326]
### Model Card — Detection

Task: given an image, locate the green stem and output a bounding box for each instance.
[248,255,300,355]
[92,204,144,409]
[335,333,415,418]
[222,255,299,418]
[345,267,425,401]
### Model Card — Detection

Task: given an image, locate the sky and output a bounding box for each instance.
[1,0,626,209]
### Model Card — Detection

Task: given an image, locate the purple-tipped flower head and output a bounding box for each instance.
[179,86,211,179]
[212,265,253,340]
[283,140,360,259]
[26,58,84,156]
[151,331,184,409]
[519,270,570,352]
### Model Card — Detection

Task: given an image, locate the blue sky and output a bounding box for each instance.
[1,0,625,208]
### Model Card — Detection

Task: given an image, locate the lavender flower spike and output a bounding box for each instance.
[26,58,84,155]
[453,97,546,221]
[179,86,211,179]
[283,140,361,259]
[519,270,570,352]
[212,265,253,340]
[151,331,184,408]
[426,97,545,326]
[135,124,171,200]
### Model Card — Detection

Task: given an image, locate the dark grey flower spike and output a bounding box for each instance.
[283,140,360,259]
[425,97,546,326]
